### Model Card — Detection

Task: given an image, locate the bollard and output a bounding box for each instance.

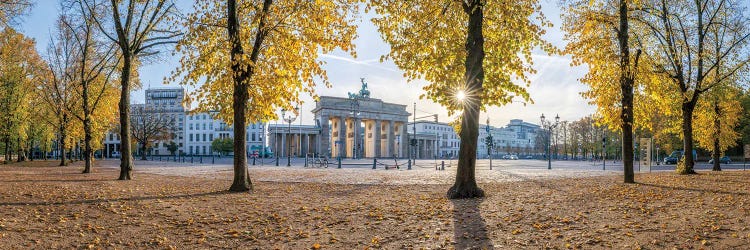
[191,156,194,163]
[275,156,279,166]
[372,158,377,169]
[408,159,412,170]
[252,157,256,166]
[441,161,445,171]
[212,155,215,164]
[200,156,203,164]
[304,155,308,168]
[337,157,342,169]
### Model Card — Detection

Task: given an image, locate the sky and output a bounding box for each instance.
[19,0,593,128]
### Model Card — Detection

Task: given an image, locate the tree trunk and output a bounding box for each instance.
[119,55,133,180]
[59,115,67,166]
[678,101,697,174]
[140,143,147,160]
[82,116,93,173]
[17,137,25,162]
[4,136,8,163]
[712,100,721,171]
[618,0,635,183]
[227,0,264,192]
[448,0,485,199]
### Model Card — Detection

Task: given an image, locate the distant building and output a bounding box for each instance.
[104,87,264,157]
[408,119,540,159]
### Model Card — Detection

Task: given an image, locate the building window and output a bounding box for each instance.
[202,123,206,130]
[203,134,206,142]
[189,124,193,130]
[209,134,213,141]
[109,134,113,141]
[189,134,193,142]
[252,133,256,141]
[189,146,193,154]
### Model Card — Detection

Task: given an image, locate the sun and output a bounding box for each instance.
[456,90,466,101]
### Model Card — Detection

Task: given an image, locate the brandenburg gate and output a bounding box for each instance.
[312,79,410,158]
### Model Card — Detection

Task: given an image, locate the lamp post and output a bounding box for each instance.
[540,113,560,170]
[281,106,299,167]
[349,97,361,159]
[486,117,493,170]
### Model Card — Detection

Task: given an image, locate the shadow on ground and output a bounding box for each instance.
[0,190,228,206]
[452,198,493,249]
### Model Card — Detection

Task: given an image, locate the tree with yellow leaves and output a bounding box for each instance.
[0,28,44,163]
[563,0,646,183]
[172,0,359,192]
[694,86,742,171]
[85,0,179,180]
[631,0,750,174]
[368,0,553,198]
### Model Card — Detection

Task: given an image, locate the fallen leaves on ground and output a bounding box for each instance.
[0,160,749,249]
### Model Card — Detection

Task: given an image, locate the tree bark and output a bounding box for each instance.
[82,117,93,173]
[678,101,698,174]
[118,55,133,180]
[712,99,721,171]
[618,0,635,183]
[140,143,147,160]
[448,0,485,199]
[59,114,67,166]
[227,0,256,192]
[16,137,23,162]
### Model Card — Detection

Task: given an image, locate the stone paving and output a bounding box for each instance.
[96,157,748,185]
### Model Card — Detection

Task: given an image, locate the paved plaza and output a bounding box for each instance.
[97,157,749,185]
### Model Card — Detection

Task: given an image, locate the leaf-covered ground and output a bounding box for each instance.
[1,161,749,249]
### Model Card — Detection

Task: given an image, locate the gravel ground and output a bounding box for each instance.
[112,159,620,185]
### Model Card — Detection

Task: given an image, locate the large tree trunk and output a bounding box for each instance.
[59,115,67,166]
[448,0,485,199]
[82,116,93,173]
[712,100,721,171]
[4,136,8,163]
[119,55,133,180]
[678,101,697,174]
[618,0,635,183]
[16,137,23,162]
[227,0,251,192]
[140,143,147,160]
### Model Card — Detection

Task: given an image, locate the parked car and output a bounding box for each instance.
[509,155,518,160]
[111,151,121,158]
[708,156,731,164]
[663,150,697,165]
[502,155,510,159]
[663,156,678,165]
[525,155,533,159]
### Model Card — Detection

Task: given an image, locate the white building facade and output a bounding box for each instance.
[104,87,265,157]
[409,119,540,159]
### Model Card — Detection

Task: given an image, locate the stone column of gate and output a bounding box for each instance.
[373,120,381,158]
[319,116,329,157]
[400,122,408,159]
[338,116,347,159]
[388,120,395,158]
[303,134,308,156]
[281,132,286,159]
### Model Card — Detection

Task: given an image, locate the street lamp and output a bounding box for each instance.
[281,106,299,167]
[349,99,361,159]
[540,113,559,170]
[486,117,494,170]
